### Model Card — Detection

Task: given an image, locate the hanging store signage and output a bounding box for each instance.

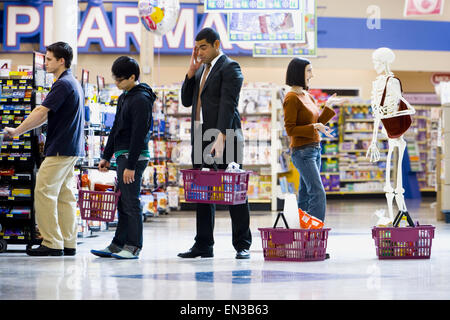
[404,0,445,16]
[252,0,316,57]
[402,92,441,105]
[204,0,301,12]
[2,2,253,55]
[227,12,305,43]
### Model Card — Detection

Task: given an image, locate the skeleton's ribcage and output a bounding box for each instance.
[372,92,400,117]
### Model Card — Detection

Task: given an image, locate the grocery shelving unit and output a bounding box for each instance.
[0,75,41,253]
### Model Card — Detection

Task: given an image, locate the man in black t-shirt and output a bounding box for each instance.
[4,42,85,256]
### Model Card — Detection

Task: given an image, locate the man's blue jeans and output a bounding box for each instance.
[112,155,148,252]
[291,144,327,222]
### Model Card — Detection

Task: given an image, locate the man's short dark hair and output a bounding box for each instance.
[111,56,140,80]
[46,42,73,69]
[285,57,311,88]
[195,27,220,46]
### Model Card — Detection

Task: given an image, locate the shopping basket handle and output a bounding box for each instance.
[199,153,219,171]
[273,212,290,229]
[78,165,117,171]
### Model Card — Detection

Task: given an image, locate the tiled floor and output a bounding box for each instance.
[1,197,449,300]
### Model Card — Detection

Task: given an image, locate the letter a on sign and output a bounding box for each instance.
[404,0,444,16]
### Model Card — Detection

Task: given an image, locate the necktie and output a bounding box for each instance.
[195,63,211,121]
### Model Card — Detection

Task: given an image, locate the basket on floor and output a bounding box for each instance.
[258,212,331,262]
[77,167,120,222]
[372,224,435,259]
[180,167,250,205]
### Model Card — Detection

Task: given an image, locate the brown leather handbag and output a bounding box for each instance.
[379,76,412,139]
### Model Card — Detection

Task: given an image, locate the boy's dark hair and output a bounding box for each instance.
[111,56,140,80]
[46,42,73,69]
[285,57,311,88]
[195,27,220,46]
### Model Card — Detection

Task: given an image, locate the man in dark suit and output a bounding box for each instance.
[178,27,252,259]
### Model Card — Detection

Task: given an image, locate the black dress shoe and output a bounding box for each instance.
[235,249,250,259]
[27,245,63,256]
[177,247,213,258]
[64,248,76,256]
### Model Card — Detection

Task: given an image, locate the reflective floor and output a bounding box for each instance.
[1,197,449,300]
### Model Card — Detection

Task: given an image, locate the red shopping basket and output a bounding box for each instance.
[372,223,435,259]
[180,165,250,205]
[258,212,331,262]
[77,166,121,222]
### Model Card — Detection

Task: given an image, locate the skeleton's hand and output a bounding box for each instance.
[325,93,347,107]
[366,143,380,162]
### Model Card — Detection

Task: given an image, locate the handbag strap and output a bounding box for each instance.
[379,76,392,106]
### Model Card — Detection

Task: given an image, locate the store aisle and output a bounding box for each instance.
[1,197,449,300]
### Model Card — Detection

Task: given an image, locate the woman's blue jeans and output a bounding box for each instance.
[291,144,327,222]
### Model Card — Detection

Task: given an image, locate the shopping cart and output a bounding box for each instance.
[259,212,331,262]
[180,158,251,205]
[77,166,120,222]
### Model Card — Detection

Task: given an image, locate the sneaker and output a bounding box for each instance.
[111,245,140,259]
[91,243,122,258]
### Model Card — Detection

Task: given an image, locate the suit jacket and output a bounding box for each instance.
[181,54,244,165]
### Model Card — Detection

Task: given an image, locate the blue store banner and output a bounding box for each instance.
[1,1,449,54]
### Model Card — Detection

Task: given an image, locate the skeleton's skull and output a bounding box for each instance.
[372,47,395,74]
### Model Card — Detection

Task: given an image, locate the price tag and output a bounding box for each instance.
[18,236,24,240]
[12,98,19,102]
[14,110,20,114]
[20,157,27,161]
[19,80,26,84]
[12,145,19,149]
[24,133,30,137]
[24,98,30,102]
[7,157,14,161]
[6,214,13,218]
[6,80,12,86]
[2,121,8,124]
[8,196,14,200]
[4,110,10,114]
[24,146,31,149]
[0,98,7,102]
[12,176,18,180]
[3,236,10,239]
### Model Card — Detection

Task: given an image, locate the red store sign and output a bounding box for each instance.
[431,73,450,85]
[404,0,445,16]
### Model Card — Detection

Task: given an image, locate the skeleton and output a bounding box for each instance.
[366,48,416,225]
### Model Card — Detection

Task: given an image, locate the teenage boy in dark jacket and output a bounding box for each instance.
[91,56,156,259]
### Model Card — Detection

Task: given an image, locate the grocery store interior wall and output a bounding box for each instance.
[1,46,438,99]
[1,0,448,98]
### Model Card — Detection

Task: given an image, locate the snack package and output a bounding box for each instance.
[299,208,324,229]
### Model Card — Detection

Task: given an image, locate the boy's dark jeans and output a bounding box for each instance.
[112,156,148,253]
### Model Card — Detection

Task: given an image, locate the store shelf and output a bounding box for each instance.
[0,74,38,252]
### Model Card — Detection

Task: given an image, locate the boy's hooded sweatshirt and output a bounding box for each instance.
[102,83,156,170]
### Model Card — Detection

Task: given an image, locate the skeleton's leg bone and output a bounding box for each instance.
[394,137,407,212]
[384,140,396,222]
